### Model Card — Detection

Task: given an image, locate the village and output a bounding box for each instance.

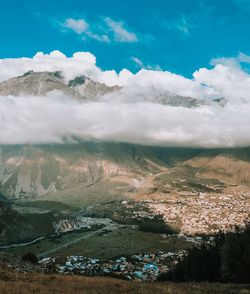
[44,251,182,281]
[1,191,249,283]
[82,188,250,237]
[129,191,250,235]
[2,250,185,282]
[1,186,250,283]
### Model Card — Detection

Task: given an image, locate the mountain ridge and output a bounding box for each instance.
[0,70,120,100]
[0,70,212,107]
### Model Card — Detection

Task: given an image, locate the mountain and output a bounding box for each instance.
[0,71,120,100]
[0,70,210,107]
[110,87,207,107]
[68,75,120,100]
[1,143,250,203]
[0,143,177,201]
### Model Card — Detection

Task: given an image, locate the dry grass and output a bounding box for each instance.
[0,268,249,294]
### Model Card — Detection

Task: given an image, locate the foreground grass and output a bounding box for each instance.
[0,269,249,294]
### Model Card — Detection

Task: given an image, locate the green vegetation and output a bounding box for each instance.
[160,224,250,283]
[2,226,190,261]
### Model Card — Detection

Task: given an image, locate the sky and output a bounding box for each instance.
[1,0,250,77]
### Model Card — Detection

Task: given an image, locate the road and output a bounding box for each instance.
[0,237,46,250]
[38,224,116,258]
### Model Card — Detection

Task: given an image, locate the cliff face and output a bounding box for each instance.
[0,143,171,200]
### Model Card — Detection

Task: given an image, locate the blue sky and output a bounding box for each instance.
[1,0,250,77]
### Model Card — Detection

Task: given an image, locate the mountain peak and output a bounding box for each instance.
[0,71,119,100]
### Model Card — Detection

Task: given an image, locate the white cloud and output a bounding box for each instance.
[1,51,250,147]
[1,94,250,147]
[194,55,250,102]
[105,17,138,43]
[211,52,250,66]
[131,57,144,68]
[64,18,89,34]
[61,16,138,43]
[85,31,110,43]
[3,50,250,102]
[0,51,133,86]
[62,17,110,43]
[131,57,162,71]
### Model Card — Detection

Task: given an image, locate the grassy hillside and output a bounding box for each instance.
[0,268,249,294]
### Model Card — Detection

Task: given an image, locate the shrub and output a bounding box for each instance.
[22,252,38,265]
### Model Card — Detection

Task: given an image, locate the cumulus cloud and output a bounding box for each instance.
[0,51,133,86]
[2,50,250,100]
[1,51,250,147]
[194,59,250,102]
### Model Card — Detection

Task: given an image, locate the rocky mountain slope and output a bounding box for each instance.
[0,71,119,100]
[0,143,180,201]
[1,143,250,203]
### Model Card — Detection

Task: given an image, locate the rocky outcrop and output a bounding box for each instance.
[68,75,120,100]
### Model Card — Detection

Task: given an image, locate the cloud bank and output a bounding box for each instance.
[1,51,250,147]
[1,94,250,147]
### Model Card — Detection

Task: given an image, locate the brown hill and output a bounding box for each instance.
[0,267,249,294]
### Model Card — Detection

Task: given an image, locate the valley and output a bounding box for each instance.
[0,144,249,281]
[1,143,250,248]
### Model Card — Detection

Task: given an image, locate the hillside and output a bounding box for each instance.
[1,144,250,203]
[0,267,249,294]
[0,198,55,245]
